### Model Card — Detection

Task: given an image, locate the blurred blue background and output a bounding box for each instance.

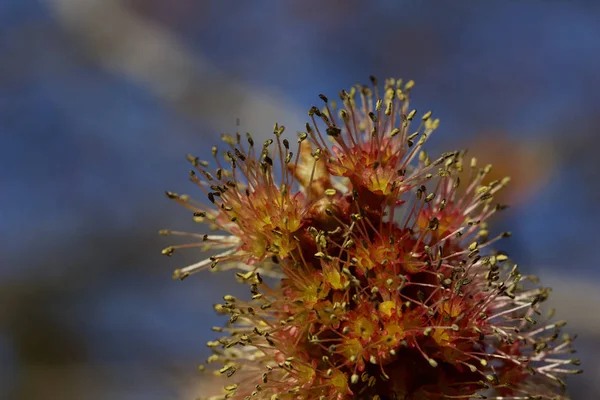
[1,0,599,398]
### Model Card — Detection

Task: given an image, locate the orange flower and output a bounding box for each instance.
[164,78,580,400]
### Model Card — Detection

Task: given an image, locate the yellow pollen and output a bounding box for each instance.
[379,301,397,318]
[441,301,462,318]
[353,316,376,340]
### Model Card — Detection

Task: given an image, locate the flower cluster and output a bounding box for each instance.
[162,77,581,399]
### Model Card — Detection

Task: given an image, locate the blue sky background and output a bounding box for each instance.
[2,0,600,398]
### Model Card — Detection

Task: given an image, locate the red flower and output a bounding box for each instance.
[164,77,581,400]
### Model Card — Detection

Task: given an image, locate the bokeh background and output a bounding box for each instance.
[2,0,600,399]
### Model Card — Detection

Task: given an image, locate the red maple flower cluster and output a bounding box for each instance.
[162,77,581,399]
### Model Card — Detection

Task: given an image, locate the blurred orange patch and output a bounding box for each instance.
[463,134,555,206]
